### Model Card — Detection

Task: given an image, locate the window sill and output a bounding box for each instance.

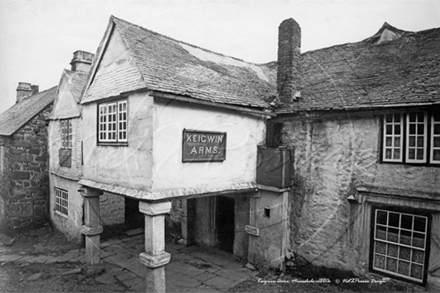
[55,211,68,219]
[97,142,128,147]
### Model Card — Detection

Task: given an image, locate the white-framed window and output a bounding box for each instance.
[98,100,127,143]
[54,187,68,216]
[383,113,403,162]
[431,112,440,164]
[371,208,429,284]
[382,110,439,165]
[406,112,427,163]
[60,119,72,149]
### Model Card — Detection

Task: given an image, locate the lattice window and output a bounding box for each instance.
[371,208,429,284]
[60,119,72,149]
[98,100,128,143]
[54,187,68,216]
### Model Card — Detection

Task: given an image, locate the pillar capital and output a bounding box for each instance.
[139,201,171,216]
[81,225,103,236]
[78,186,103,197]
[139,251,171,268]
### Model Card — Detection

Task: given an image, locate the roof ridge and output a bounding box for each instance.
[110,15,265,67]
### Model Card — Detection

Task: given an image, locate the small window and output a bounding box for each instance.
[54,187,68,216]
[264,208,271,218]
[371,207,430,284]
[98,100,127,144]
[60,119,72,149]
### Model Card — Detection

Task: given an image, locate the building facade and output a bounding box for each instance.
[48,51,124,243]
[0,83,56,231]
[271,20,440,289]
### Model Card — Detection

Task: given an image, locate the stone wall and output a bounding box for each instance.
[280,111,440,272]
[0,137,11,231]
[2,104,52,230]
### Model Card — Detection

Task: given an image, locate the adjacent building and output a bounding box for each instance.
[48,51,124,243]
[270,20,440,289]
[0,83,56,231]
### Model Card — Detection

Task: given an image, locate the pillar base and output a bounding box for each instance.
[81,225,103,236]
[139,251,171,268]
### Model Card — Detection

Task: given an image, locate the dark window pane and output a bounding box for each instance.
[409,124,416,134]
[394,149,400,160]
[387,244,398,257]
[412,250,424,264]
[375,242,386,254]
[386,257,397,272]
[410,264,423,280]
[409,113,416,122]
[417,112,424,121]
[409,136,416,147]
[412,233,425,248]
[417,137,424,147]
[389,212,399,227]
[385,115,392,123]
[434,137,440,148]
[414,217,426,232]
[388,228,399,242]
[399,246,411,260]
[395,124,401,134]
[408,149,415,159]
[394,114,401,122]
[416,149,424,160]
[417,124,424,134]
[375,254,386,269]
[386,125,392,134]
[434,150,440,161]
[386,137,392,146]
[398,260,410,276]
[434,124,440,134]
[394,137,401,147]
[376,226,387,240]
[401,215,412,230]
[385,149,392,159]
[377,211,387,224]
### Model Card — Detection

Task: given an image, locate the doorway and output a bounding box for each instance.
[216,196,235,253]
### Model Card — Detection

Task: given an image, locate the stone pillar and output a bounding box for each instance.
[79,187,103,266]
[138,201,171,293]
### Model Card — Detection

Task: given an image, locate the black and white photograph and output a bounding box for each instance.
[0,0,439,292]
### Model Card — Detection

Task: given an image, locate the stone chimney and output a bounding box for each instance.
[16,82,34,103]
[70,50,94,72]
[277,18,301,104]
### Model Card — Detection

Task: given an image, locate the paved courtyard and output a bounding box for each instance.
[0,231,258,292]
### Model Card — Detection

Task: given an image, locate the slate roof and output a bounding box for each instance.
[65,70,88,104]
[82,16,276,109]
[278,24,440,113]
[0,86,57,136]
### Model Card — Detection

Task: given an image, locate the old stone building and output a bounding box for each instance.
[75,16,294,292]
[0,83,57,231]
[48,51,125,243]
[270,20,440,289]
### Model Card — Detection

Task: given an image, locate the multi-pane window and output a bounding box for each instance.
[431,112,440,164]
[382,111,439,165]
[54,187,68,216]
[383,114,403,162]
[371,208,429,284]
[98,100,127,143]
[60,119,72,149]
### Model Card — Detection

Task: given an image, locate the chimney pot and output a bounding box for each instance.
[70,50,94,72]
[277,18,302,104]
[16,82,33,103]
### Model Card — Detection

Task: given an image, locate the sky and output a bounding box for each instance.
[0,0,439,114]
